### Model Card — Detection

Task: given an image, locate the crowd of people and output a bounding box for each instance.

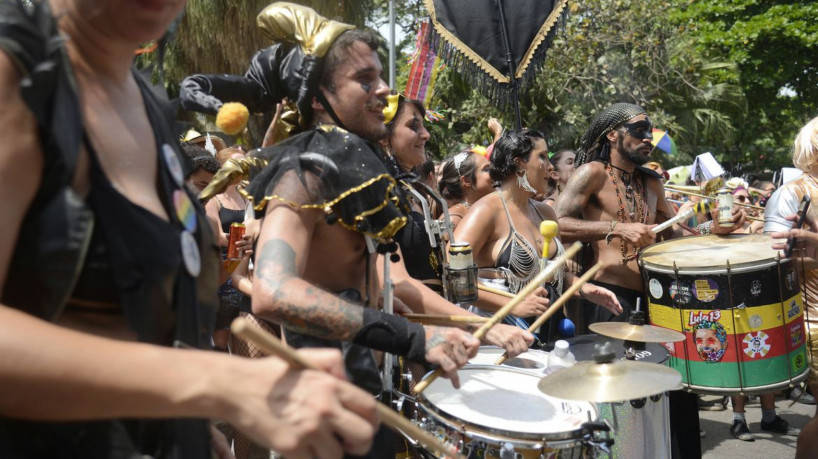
[1,1,817,458]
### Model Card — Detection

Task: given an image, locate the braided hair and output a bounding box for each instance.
[575,103,647,167]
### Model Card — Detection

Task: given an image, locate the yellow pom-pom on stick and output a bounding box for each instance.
[216,102,250,135]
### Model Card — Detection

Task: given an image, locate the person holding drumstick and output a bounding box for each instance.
[181,5,480,457]
[555,102,746,459]
[454,129,621,342]
[0,1,380,457]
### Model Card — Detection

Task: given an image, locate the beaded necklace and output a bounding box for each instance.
[607,163,645,263]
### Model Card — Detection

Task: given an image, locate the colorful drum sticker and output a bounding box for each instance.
[787,299,801,320]
[649,278,663,299]
[786,269,797,291]
[162,144,185,187]
[669,280,693,305]
[173,190,197,232]
[691,315,727,362]
[180,231,201,277]
[743,331,771,358]
[693,278,719,302]
[790,322,804,348]
[751,280,762,297]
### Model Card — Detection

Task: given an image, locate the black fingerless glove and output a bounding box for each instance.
[353,308,427,363]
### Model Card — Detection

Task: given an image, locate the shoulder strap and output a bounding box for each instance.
[496,190,518,232]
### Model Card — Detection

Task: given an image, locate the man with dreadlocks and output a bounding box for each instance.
[556,103,743,324]
[556,102,745,459]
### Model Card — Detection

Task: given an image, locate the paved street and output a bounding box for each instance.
[699,393,813,458]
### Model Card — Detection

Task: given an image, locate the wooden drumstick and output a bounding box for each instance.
[477,283,514,298]
[413,241,583,394]
[652,200,711,233]
[494,262,605,365]
[402,314,489,324]
[230,318,465,459]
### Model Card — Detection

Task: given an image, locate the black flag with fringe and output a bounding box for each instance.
[424,0,567,108]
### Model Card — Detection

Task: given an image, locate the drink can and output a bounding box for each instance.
[448,242,474,270]
[447,242,478,303]
[227,223,246,259]
[717,188,734,227]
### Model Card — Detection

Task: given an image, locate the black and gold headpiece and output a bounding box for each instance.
[180,2,354,138]
[575,102,647,167]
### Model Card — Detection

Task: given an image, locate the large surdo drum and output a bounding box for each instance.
[640,234,809,395]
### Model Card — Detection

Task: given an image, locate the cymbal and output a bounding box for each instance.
[589,322,686,343]
[538,359,682,402]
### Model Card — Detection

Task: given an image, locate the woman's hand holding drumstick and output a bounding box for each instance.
[412,241,583,394]
[494,262,605,365]
[230,318,465,459]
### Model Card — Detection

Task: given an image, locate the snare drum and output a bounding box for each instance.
[416,366,600,459]
[566,334,671,459]
[469,346,550,373]
[640,234,809,395]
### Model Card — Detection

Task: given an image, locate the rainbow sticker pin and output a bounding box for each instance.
[173,190,197,232]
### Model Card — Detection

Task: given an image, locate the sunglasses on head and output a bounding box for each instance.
[620,120,654,141]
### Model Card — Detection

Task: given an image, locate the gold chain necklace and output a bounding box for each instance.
[607,163,645,263]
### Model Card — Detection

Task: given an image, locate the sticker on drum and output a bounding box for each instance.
[419,366,597,436]
[649,278,663,299]
[468,346,549,372]
[668,280,693,306]
[693,278,719,302]
[743,331,771,358]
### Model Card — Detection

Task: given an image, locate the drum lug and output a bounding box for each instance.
[630,397,647,409]
[581,420,615,455]
[393,394,405,412]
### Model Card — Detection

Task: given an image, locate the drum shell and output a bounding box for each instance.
[568,334,671,459]
[416,366,598,459]
[640,235,810,395]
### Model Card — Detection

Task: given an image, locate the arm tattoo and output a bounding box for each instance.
[424,327,447,353]
[255,238,364,340]
[556,166,594,219]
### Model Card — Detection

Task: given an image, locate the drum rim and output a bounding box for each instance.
[639,234,787,273]
[417,365,599,442]
[679,367,810,396]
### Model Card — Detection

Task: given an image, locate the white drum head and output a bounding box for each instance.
[420,366,596,437]
[469,346,549,372]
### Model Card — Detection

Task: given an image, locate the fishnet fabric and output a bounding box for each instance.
[231,312,281,459]
[575,103,647,167]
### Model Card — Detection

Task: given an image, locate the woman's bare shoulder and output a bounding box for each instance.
[0,50,41,176]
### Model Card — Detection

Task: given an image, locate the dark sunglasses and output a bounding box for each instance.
[621,120,654,141]
[735,195,750,203]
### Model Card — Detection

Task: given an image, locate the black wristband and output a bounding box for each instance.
[353,308,427,363]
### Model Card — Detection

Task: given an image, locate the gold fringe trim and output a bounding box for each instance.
[240,173,408,240]
[424,0,567,82]
[423,0,508,83]
[515,0,567,79]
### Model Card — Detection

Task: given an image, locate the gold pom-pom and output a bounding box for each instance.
[216,102,250,135]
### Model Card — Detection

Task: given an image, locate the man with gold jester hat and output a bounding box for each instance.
[182,4,483,457]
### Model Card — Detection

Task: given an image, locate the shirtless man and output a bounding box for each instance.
[556,103,742,324]
[226,8,480,458]
[556,102,744,459]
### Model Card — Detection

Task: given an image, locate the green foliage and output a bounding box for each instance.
[145,0,815,175]
[671,0,818,173]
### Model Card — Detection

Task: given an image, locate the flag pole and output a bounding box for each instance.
[496,0,522,130]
